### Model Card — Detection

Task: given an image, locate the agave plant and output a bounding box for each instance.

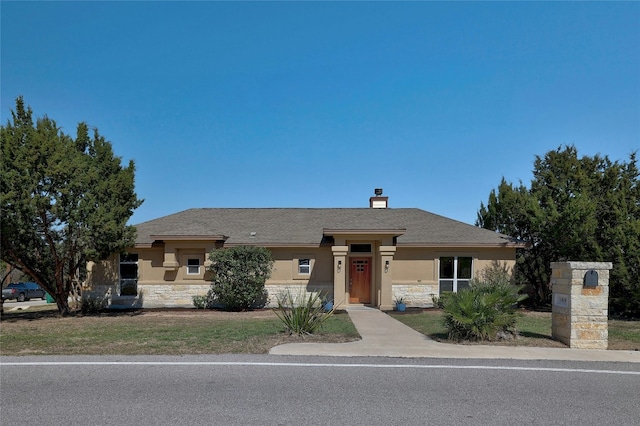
[273,289,335,336]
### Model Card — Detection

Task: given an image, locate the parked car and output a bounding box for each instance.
[2,282,47,302]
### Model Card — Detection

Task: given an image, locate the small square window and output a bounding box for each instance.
[187,258,201,275]
[298,259,311,275]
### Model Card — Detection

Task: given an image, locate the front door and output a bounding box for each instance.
[349,258,371,304]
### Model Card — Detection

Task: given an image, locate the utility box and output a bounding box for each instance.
[551,261,612,349]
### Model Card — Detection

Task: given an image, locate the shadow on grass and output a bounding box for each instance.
[518,331,556,341]
[1,308,144,322]
[427,332,449,342]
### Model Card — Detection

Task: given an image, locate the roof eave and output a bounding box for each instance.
[323,228,407,236]
[224,242,323,248]
[398,241,525,248]
[149,234,229,241]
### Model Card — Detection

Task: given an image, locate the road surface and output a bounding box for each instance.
[2,355,639,425]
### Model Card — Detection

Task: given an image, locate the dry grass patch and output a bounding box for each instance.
[0,308,360,356]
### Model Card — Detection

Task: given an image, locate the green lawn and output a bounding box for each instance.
[0,308,360,356]
[389,309,640,350]
[2,306,638,355]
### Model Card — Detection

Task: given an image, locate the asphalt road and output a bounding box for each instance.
[2,355,639,426]
[2,298,49,308]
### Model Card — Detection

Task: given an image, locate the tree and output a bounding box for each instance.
[0,97,142,315]
[207,246,274,311]
[477,146,640,316]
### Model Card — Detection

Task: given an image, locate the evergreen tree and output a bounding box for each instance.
[477,146,640,316]
[1,97,142,315]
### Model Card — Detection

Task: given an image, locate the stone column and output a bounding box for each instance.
[331,246,348,307]
[551,261,612,349]
[379,246,397,310]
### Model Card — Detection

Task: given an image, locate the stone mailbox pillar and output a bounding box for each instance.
[551,261,612,349]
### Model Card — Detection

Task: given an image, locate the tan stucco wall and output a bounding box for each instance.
[86,243,517,309]
[268,247,333,283]
[390,247,517,307]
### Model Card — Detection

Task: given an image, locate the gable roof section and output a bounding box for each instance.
[134,208,521,248]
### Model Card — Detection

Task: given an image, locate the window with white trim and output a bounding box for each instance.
[298,258,311,275]
[181,253,205,279]
[292,255,314,279]
[439,256,472,294]
[119,253,138,296]
[187,258,201,275]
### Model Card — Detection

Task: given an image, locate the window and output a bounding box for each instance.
[293,255,314,279]
[350,244,371,253]
[298,259,311,275]
[187,258,201,275]
[439,256,472,294]
[181,253,205,279]
[119,253,138,296]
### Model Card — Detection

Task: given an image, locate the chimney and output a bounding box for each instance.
[369,188,388,208]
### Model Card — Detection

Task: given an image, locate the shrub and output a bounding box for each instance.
[192,295,208,309]
[432,291,452,309]
[81,292,108,314]
[207,246,274,311]
[476,261,513,287]
[273,289,334,336]
[442,281,527,341]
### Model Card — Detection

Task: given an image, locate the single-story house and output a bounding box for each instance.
[86,192,522,310]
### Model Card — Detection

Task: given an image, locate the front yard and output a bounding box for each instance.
[0,307,360,356]
[1,306,638,355]
[388,308,640,351]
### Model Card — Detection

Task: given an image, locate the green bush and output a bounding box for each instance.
[192,295,208,309]
[81,292,108,314]
[273,290,334,336]
[207,246,274,311]
[432,291,452,309]
[442,281,527,341]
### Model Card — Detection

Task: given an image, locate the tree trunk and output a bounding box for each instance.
[56,295,71,316]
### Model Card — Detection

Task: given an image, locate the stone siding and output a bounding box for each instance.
[139,284,211,308]
[392,282,439,307]
[85,283,210,308]
[265,283,333,308]
[89,282,336,309]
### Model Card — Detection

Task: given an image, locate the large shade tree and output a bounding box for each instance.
[477,146,640,317]
[1,97,142,315]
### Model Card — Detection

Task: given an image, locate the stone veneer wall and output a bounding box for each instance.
[392,283,439,307]
[551,261,611,349]
[139,284,211,308]
[91,283,335,309]
[86,284,211,308]
[265,283,333,308]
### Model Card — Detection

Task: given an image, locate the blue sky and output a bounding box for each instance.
[2,1,638,226]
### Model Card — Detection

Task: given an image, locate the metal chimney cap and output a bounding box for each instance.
[374,188,383,196]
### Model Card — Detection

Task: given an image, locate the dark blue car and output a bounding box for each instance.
[2,282,47,302]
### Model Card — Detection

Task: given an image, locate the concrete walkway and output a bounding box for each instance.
[269,306,640,362]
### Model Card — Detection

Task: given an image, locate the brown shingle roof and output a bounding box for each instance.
[134,208,520,247]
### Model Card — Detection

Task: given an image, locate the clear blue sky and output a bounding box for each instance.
[2,1,638,226]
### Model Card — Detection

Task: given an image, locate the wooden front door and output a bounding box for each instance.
[349,258,371,303]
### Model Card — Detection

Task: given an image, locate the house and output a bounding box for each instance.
[86,191,522,309]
